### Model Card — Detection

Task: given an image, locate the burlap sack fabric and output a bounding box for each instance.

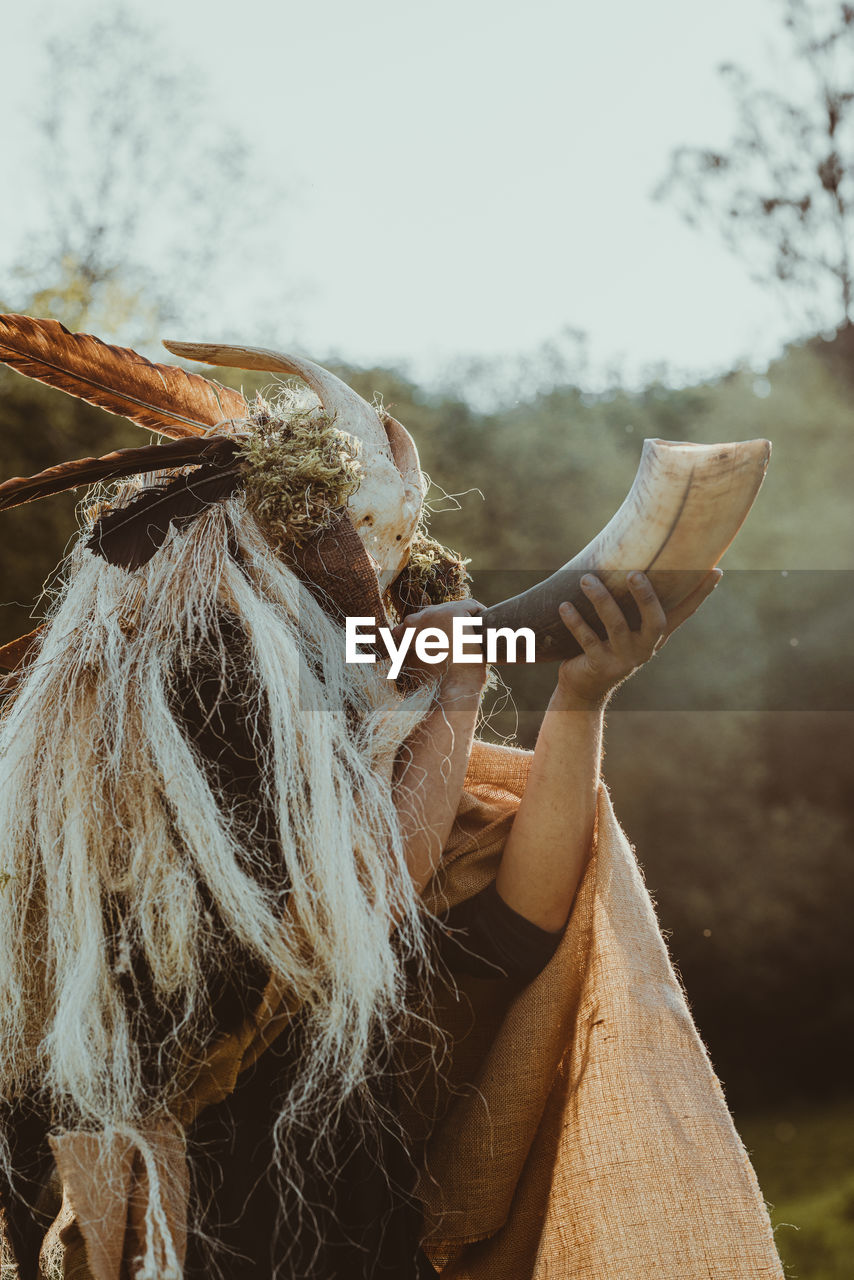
[32,739,783,1279]
[415,740,783,1279]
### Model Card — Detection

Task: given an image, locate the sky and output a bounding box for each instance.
[1,0,827,392]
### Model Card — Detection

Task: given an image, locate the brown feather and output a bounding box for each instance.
[0,314,248,440]
[0,436,241,512]
[0,626,44,672]
[88,466,242,570]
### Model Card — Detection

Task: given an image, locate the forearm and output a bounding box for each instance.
[393,677,482,893]
[495,686,604,932]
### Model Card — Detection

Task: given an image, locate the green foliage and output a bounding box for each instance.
[606,710,854,1105]
[0,366,140,641]
[738,1098,854,1279]
[7,254,156,339]
[346,341,854,1115]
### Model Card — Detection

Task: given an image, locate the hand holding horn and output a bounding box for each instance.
[482,437,770,662]
[548,567,720,708]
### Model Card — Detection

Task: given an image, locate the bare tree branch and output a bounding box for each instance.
[5,9,288,342]
[656,0,854,326]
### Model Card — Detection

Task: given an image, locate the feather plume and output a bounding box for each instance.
[0,314,248,440]
[88,466,242,570]
[0,436,241,512]
[0,626,44,672]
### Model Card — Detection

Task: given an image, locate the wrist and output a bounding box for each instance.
[550,684,608,714]
[439,666,487,699]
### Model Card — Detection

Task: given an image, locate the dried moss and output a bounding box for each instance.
[237,397,362,549]
[391,531,472,614]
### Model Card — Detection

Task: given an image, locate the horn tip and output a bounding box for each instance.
[163,340,206,360]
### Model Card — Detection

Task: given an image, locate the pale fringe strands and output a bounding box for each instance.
[0,411,439,1274]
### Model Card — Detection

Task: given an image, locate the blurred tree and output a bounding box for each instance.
[1,8,284,341]
[0,6,288,632]
[657,0,854,329]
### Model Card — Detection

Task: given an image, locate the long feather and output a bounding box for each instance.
[0,436,242,512]
[88,466,242,570]
[0,626,44,673]
[0,314,248,440]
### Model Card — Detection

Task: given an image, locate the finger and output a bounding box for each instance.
[627,572,666,646]
[397,608,428,632]
[437,600,479,617]
[661,569,722,639]
[579,575,631,651]
[558,600,602,653]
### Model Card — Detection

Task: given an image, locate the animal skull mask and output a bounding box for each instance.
[162,342,426,590]
[0,316,427,592]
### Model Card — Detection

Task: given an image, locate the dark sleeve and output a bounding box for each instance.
[438,880,565,984]
[0,1095,58,1280]
[168,613,274,847]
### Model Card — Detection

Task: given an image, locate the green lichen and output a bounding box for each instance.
[238,398,362,549]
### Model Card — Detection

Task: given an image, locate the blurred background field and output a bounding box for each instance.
[738,1100,854,1280]
[2,2,853,1276]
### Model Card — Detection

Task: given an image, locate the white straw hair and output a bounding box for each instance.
[0,478,438,1273]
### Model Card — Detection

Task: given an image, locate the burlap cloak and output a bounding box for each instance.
[31,739,783,1279]
[413,740,784,1278]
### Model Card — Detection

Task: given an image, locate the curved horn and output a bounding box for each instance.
[380,411,426,519]
[162,342,392,458]
[482,437,771,661]
[163,341,422,588]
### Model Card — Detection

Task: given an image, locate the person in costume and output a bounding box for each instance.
[0,316,783,1280]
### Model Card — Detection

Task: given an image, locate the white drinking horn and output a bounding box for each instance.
[482,437,771,661]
